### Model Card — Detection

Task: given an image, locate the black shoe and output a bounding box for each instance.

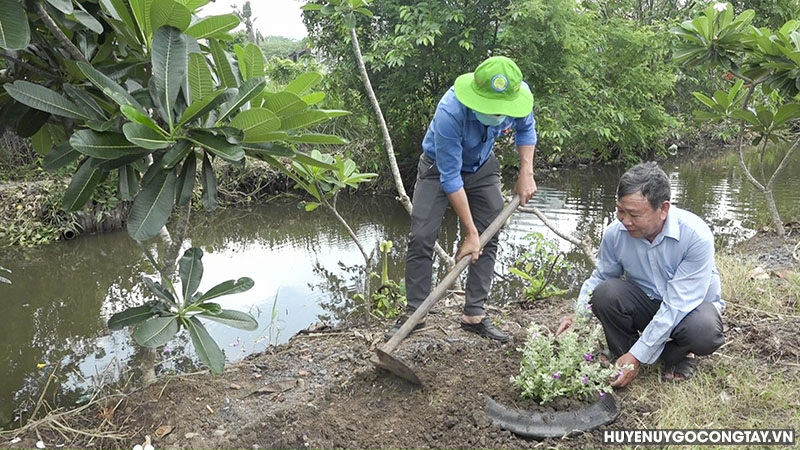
[384,314,425,340]
[460,317,510,343]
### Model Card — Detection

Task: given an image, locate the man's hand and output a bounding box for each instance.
[457,232,481,263]
[555,315,573,337]
[515,172,537,206]
[610,352,640,388]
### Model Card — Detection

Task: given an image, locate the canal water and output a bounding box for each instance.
[1,148,798,427]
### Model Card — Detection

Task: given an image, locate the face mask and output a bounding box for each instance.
[474,111,506,127]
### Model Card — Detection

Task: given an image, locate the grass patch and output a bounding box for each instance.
[625,358,800,449]
[716,253,799,315]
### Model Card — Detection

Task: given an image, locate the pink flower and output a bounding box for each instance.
[581,376,588,384]
[552,372,561,379]
[584,353,592,361]
[599,392,605,398]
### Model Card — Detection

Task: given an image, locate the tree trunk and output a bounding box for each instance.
[347,27,456,272]
[763,190,785,237]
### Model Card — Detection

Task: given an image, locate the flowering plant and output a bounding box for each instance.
[510,315,616,404]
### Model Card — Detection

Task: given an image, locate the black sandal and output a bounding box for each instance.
[663,355,697,382]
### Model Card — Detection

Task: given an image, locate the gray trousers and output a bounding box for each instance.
[405,152,504,317]
[590,278,725,366]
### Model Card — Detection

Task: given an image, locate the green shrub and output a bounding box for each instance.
[508,232,572,300]
[511,316,616,404]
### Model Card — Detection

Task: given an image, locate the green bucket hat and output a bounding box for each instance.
[454,56,533,118]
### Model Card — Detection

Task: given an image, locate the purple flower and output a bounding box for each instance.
[552,372,561,379]
[617,370,624,378]
[599,392,605,398]
[531,333,538,339]
[584,353,592,361]
[163,345,171,354]
[587,304,592,310]
[581,376,588,385]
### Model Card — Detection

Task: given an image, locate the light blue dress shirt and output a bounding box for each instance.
[421,86,538,194]
[576,206,725,364]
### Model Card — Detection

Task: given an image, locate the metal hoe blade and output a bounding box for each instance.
[373,349,422,385]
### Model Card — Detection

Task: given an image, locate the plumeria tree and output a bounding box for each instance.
[673,2,800,236]
[1,0,350,374]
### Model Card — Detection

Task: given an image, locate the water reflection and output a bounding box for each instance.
[1,149,799,428]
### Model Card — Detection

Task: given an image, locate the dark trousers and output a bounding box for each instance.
[405,153,504,316]
[590,278,724,366]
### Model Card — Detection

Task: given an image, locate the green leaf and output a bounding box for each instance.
[179,247,204,301]
[151,0,192,32]
[283,134,348,145]
[301,3,323,11]
[143,277,177,304]
[355,7,373,17]
[177,88,237,129]
[42,143,80,171]
[123,122,173,150]
[756,107,774,128]
[190,130,244,162]
[216,78,267,123]
[731,110,761,126]
[692,92,717,110]
[185,14,240,39]
[103,0,140,43]
[179,0,212,10]
[185,316,225,373]
[234,44,247,79]
[4,81,89,120]
[175,152,196,206]
[196,277,254,302]
[230,108,280,142]
[46,0,73,14]
[152,26,188,129]
[279,110,332,131]
[72,5,104,34]
[127,166,178,241]
[0,0,31,50]
[301,92,326,105]
[63,158,103,212]
[773,104,800,127]
[188,53,214,103]
[286,72,322,95]
[63,84,107,120]
[121,105,167,136]
[32,123,66,155]
[197,302,222,314]
[134,316,179,347]
[198,309,258,331]
[129,0,154,41]
[262,91,307,116]
[77,62,145,111]
[71,130,151,159]
[294,151,336,170]
[162,140,193,169]
[108,303,156,330]
[305,202,320,212]
[118,164,139,201]
[343,12,356,29]
[210,39,238,89]
[243,44,265,81]
[243,142,294,158]
[201,152,218,211]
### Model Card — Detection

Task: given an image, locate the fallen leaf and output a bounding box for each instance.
[229,383,242,390]
[155,425,173,439]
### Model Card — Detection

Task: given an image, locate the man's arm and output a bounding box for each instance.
[515,145,537,205]
[448,188,481,263]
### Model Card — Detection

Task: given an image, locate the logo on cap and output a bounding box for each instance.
[491,74,509,92]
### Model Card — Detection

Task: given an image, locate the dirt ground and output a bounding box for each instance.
[3,231,799,449]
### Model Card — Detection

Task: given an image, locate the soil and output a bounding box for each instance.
[3,231,799,449]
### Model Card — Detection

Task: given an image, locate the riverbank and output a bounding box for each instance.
[3,230,798,449]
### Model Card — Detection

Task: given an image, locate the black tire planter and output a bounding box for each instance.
[484,393,621,439]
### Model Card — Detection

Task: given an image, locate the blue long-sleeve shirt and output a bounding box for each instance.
[576,206,725,364]
[421,86,538,194]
